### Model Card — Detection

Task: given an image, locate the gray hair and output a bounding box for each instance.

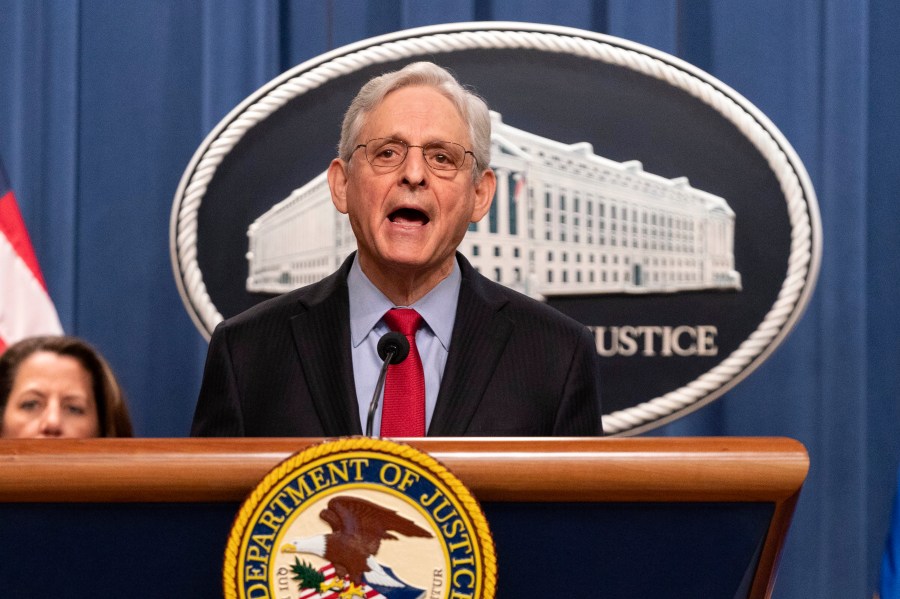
[338,62,492,175]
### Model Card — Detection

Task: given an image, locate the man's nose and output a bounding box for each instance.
[39,401,63,437]
[400,149,428,188]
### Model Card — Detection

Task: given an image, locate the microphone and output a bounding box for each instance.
[365,332,410,436]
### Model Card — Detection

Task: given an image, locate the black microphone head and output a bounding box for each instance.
[377,332,410,364]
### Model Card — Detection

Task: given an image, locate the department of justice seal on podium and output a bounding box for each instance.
[225,438,496,599]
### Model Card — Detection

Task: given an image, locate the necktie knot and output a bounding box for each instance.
[383,308,423,338]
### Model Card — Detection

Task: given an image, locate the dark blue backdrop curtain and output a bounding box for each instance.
[1,1,898,597]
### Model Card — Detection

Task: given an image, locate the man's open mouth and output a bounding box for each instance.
[389,208,430,225]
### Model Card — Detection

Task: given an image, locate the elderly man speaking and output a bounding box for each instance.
[191,62,602,438]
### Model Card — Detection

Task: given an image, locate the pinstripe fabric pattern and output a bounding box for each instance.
[192,253,602,437]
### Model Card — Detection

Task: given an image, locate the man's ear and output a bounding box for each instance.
[470,168,496,222]
[327,159,350,214]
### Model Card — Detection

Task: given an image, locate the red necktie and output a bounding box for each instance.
[380,308,426,436]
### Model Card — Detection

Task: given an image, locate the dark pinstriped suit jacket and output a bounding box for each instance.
[190,253,603,437]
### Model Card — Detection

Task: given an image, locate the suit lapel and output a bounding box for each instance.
[289,260,362,436]
[429,257,512,436]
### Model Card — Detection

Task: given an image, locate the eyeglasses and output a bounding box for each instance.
[352,138,474,172]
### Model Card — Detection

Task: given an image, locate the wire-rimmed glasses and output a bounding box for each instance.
[352,138,474,172]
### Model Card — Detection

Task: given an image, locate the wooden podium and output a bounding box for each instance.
[0,437,807,598]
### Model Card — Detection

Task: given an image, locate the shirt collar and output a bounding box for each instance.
[348,254,460,351]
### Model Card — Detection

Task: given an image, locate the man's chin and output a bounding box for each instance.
[365,249,452,277]
[381,254,436,272]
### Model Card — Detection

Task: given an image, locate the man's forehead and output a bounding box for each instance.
[360,85,468,139]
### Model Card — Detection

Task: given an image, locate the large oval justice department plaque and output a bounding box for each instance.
[171,22,821,435]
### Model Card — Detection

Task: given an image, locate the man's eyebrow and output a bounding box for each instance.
[370,135,451,144]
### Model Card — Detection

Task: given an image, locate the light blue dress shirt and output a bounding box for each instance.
[348,255,460,435]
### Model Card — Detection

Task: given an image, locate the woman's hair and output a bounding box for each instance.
[0,336,134,437]
[338,61,492,176]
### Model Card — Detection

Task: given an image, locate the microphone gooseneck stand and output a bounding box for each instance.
[365,331,410,437]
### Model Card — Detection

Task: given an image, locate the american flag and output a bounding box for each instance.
[513,173,526,204]
[0,157,62,352]
[296,563,387,599]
